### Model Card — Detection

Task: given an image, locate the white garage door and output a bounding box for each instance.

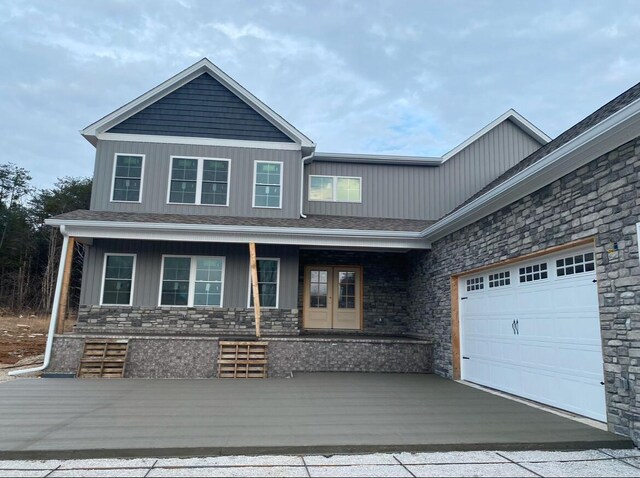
[459,246,607,421]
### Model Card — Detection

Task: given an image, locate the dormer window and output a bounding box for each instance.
[168,156,230,206]
[253,161,282,208]
[111,154,144,202]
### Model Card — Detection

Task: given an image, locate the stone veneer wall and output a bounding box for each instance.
[298,250,411,335]
[48,335,433,378]
[407,137,640,440]
[75,306,299,336]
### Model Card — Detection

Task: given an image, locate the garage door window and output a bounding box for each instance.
[556,252,595,276]
[466,276,484,291]
[519,263,548,283]
[488,271,510,288]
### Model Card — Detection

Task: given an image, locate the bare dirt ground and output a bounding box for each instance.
[0,314,71,383]
[0,315,49,364]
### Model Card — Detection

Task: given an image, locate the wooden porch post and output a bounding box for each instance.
[249,242,261,338]
[56,236,75,335]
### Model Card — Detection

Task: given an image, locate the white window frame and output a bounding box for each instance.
[158,254,226,307]
[308,175,362,203]
[252,160,283,209]
[100,253,137,306]
[166,156,231,207]
[247,257,280,309]
[110,153,145,203]
[465,276,484,292]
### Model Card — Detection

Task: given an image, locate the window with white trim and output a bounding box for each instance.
[466,276,484,291]
[112,154,144,202]
[101,254,136,305]
[519,262,548,282]
[489,271,510,288]
[168,157,229,206]
[160,256,225,307]
[253,161,282,208]
[309,175,362,203]
[556,252,595,276]
[248,258,279,308]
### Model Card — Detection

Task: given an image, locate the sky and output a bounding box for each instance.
[2,0,640,189]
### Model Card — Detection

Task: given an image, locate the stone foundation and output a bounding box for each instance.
[48,334,433,378]
[75,306,299,336]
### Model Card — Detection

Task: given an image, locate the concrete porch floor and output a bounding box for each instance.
[0,373,630,459]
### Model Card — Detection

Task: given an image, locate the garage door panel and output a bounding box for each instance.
[460,246,606,421]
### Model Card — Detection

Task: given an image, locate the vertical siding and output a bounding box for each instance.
[91,140,302,218]
[81,239,299,309]
[303,120,543,220]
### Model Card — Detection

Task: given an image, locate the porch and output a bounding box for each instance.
[0,373,629,460]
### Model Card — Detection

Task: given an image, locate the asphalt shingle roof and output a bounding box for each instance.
[50,209,433,233]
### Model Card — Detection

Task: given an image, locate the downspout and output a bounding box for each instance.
[300,151,314,218]
[10,227,70,376]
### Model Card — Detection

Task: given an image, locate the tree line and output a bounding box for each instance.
[0,163,91,314]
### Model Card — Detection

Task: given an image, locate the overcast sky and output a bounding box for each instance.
[2,0,640,189]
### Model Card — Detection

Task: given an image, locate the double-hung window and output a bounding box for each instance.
[159,256,225,307]
[101,254,136,305]
[309,175,361,203]
[248,258,280,308]
[168,157,230,206]
[253,161,282,208]
[111,154,144,202]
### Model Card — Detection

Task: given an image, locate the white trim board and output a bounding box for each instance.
[97,133,303,151]
[82,58,315,148]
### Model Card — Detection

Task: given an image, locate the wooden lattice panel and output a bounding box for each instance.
[77,340,129,378]
[217,341,268,378]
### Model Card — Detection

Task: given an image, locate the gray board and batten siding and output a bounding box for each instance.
[80,239,299,309]
[304,119,544,220]
[91,140,302,218]
[107,73,295,143]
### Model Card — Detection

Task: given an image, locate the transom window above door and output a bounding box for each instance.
[168,157,230,206]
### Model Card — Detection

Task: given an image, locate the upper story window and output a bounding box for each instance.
[253,161,282,208]
[159,255,225,307]
[168,156,229,206]
[111,154,144,202]
[309,175,362,203]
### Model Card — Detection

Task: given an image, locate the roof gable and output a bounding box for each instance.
[82,58,315,148]
[107,72,294,143]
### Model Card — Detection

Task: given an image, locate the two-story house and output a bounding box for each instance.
[36,58,640,444]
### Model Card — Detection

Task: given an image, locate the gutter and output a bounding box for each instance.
[10,228,70,376]
[45,218,423,239]
[300,150,315,218]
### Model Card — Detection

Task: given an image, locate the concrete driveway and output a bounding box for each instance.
[0,373,630,459]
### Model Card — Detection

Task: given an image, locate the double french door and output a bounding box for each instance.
[303,266,362,330]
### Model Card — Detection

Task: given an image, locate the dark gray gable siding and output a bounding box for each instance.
[107,73,295,143]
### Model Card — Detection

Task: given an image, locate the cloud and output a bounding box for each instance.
[1,0,640,189]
